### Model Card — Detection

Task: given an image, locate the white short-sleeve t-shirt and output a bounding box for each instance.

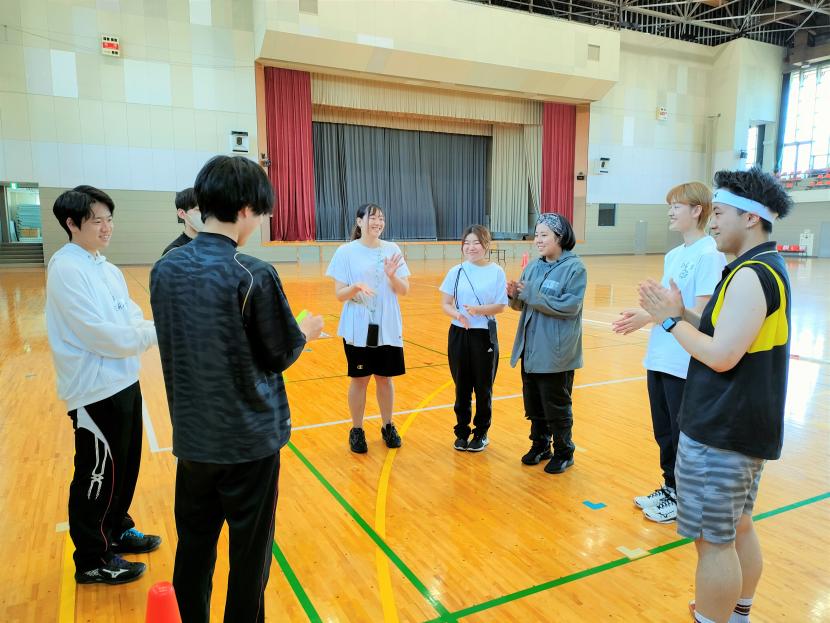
[439,261,508,330]
[643,235,726,379]
[326,239,411,347]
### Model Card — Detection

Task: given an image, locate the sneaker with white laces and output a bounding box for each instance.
[643,494,677,523]
[75,555,146,585]
[634,486,674,509]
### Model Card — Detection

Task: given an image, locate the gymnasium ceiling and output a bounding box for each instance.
[472,0,830,47]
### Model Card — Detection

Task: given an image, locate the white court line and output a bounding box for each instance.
[143,402,172,453]
[291,375,646,432]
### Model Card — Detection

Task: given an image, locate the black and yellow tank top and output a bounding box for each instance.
[678,241,791,460]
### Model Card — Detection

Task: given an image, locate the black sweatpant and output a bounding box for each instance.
[173,452,281,623]
[521,366,576,460]
[67,381,142,572]
[646,370,685,490]
[447,324,498,439]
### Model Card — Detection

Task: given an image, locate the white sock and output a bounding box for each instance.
[729,598,753,622]
[695,613,716,623]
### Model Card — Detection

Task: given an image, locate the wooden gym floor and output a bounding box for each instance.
[0,254,828,622]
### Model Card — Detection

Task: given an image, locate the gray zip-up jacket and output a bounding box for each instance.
[509,250,587,373]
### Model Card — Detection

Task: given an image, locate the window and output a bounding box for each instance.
[780,63,830,174]
[598,203,616,227]
[745,125,764,170]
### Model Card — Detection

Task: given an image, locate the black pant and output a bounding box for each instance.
[521,366,576,459]
[646,370,685,490]
[173,452,281,623]
[447,325,498,439]
[67,381,142,571]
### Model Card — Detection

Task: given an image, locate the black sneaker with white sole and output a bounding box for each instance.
[544,456,574,474]
[467,435,489,452]
[454,437,468,451]
[75,555,146,585]
[521,442,553,465]
[349,427,368,453]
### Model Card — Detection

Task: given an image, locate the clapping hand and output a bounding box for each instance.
[611,308,651,335]
[638,279,683,323]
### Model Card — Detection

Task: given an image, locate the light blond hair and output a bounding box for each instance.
[666,182,712,229]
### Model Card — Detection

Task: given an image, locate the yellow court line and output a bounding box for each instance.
[374,380,453,623]
[58,532,76,623]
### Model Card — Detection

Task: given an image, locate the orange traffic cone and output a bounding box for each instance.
[521,252,529,268]
[146,581,182,623]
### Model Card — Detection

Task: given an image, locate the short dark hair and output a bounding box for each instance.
[351,203,383,240]
[53,186,115,240]
[713,167,793,233]
[194,156,274,223]
[175,187,197,223]
[556,215,577,251]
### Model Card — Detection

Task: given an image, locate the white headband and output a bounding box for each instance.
[712,188,776,223]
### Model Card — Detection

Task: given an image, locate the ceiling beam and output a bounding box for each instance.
[590,0,741,31]
[774,0,830,17]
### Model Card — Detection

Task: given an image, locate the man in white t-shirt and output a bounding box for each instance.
[614,182,726,523]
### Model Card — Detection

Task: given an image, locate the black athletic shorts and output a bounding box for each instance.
[343,340,406,378]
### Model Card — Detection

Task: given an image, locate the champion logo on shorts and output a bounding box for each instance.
[356,364,364,370]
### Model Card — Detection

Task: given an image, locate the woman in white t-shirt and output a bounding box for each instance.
[439,225,508,452]
[326,203,411,454]
[613,182,726,524]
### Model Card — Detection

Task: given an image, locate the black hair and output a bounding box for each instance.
[713,167,793,233]
[53,186,115,240]
[351,203,383,240]
[557,215,577,251]
[175,187,197,224]
[194,156,274,223]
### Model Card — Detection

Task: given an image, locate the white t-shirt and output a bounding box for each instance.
[643,235,726,379]
[326,239,411,347]
[439,261,508,330]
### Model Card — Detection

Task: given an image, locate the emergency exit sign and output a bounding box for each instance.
[101,35,120,57]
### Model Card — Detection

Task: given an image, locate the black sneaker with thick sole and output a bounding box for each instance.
[75,556,146,585]
[381,422,402,448]
[544,456,575,474]
[454,437,468,451]
[467,435,489,452]
[521,443,553,465]
[349,427,368,453]
[111,527,161,554]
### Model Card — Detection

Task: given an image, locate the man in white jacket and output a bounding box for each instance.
[46,186,161,585]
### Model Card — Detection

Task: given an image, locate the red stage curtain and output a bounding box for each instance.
[541,102,576,222]
[264,67,315,241]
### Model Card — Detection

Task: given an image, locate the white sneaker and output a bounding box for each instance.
[643,495,677,523]
[634,486,674,509]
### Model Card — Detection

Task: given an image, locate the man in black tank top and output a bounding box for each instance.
[638,168,793,623]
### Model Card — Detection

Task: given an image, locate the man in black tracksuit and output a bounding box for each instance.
[150,156,323,623]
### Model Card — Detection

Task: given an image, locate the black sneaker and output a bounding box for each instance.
[111,527,161,554]
[75,555,146,585]
[467,435,489,452]
[381,423,402,448]
[544,456,575,474]
[521,442,552,465]
[454,437,468,451]
[349,427,368,453]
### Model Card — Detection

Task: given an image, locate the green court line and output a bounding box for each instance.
[287,440,455,621]
[272,540,322,622]
[423,491,830,622]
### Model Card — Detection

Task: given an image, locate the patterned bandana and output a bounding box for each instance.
[536,213,564,236]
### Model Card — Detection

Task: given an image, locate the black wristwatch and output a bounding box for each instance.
[661,316,682,332]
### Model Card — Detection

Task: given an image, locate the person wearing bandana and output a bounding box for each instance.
[507,213,587,475]
[639,168,794,623]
